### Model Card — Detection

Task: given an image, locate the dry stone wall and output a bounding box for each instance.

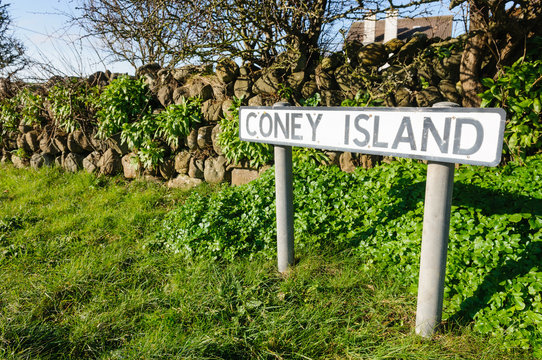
[0,33,466,186]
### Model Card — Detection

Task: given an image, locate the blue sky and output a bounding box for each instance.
[9,0,133,79]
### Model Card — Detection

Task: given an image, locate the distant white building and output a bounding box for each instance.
[347,14,454,44]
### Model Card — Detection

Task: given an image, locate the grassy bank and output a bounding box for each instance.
[0,163,537,359]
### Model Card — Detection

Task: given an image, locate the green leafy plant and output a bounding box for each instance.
[18,88,44,126]
[341,90,384,107]
[95,75,172,170]
[480,56,542,161]
[155,97,202,147]
[47,80,100,133]
[277,83,293,101]
[119,114,164,169]
[11,148,29,159]
[300,92,321,107]
[0,96,19,134]
[293,147,329,166]
[218,96,273,167]
[0,88,45,133]
[96,75,152,139]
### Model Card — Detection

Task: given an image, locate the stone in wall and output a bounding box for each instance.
[197,126,214,149]
[382,65,417,89]
[121,153,139,179]
[0,149,10,163]
[87,71,109,87]
[385,38,405,54]
[248,95,263,107]
[30,153,53,170]
[172,65,200,83]
[395,87,414,107]
[157,85,173,107]
[172,87,187,105]
[11,155,29,169]
[321,90,342,106]
[287,71,306,91]
[358,43,388,67]
[339,152,357,173]
[221,99,234,119]
[325,151,341,166]
[315,64,337,91]
[53,134,68,153]
[234,77,252,99]
[106,134,130,155]
[204,156,228,184]
[2,132,17,150]
[320,53,343,71]
[186,128,198,150]
[167,174,202,190]
[301,78,319,99]
[231,168,260,186]
[215,58,239,84]
[360,155,380,169]
[188,158,204,179]
[16,134,31,153]
[39,134,61,155]
[334,65,361,93]
[159,158,175,179]
[442,54,461,82]
[137,63,161,88]
[417,61,438,86]
[18,124,32,134]
[202,100,223,123]
[67,132,84,154]
[415,86,443,107]
[157,68,174,88]
[182,78,214,101]
[98,148,121,175]
[174,151,191,175]
[396,33,427,62]
[25,131,40,153]
[83,151,101,174]
[343,40,364,67]
[252,67,284,95]
[63,153,84,173]
[211,125,223,155]
[68,130,93,153]
[438,80,461,104]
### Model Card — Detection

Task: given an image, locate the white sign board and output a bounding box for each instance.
[239,107,506,166]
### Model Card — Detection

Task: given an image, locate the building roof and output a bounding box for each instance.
[347,15,454,43]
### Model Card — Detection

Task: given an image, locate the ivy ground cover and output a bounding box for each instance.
[157,155,542,354]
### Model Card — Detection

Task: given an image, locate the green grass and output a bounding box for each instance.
[0,163,535,359]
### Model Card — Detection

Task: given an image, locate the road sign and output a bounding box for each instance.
[239,106,506,166]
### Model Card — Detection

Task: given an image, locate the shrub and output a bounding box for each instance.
[480,38,542,161]
[18,88,44,126]
[0,96,19,134]
[218,96,273,168]
[96,75,152,139]
[47,80,100,133]
[155,96,203,147]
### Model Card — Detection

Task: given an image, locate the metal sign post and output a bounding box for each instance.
[415,102,459,337]
[273,102,295,273]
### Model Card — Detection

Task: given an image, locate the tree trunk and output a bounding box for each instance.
[460,2,488,108]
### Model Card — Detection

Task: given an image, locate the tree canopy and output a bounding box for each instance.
[75,0,368,69]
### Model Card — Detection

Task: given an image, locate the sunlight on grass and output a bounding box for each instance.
[0,162,536,359]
